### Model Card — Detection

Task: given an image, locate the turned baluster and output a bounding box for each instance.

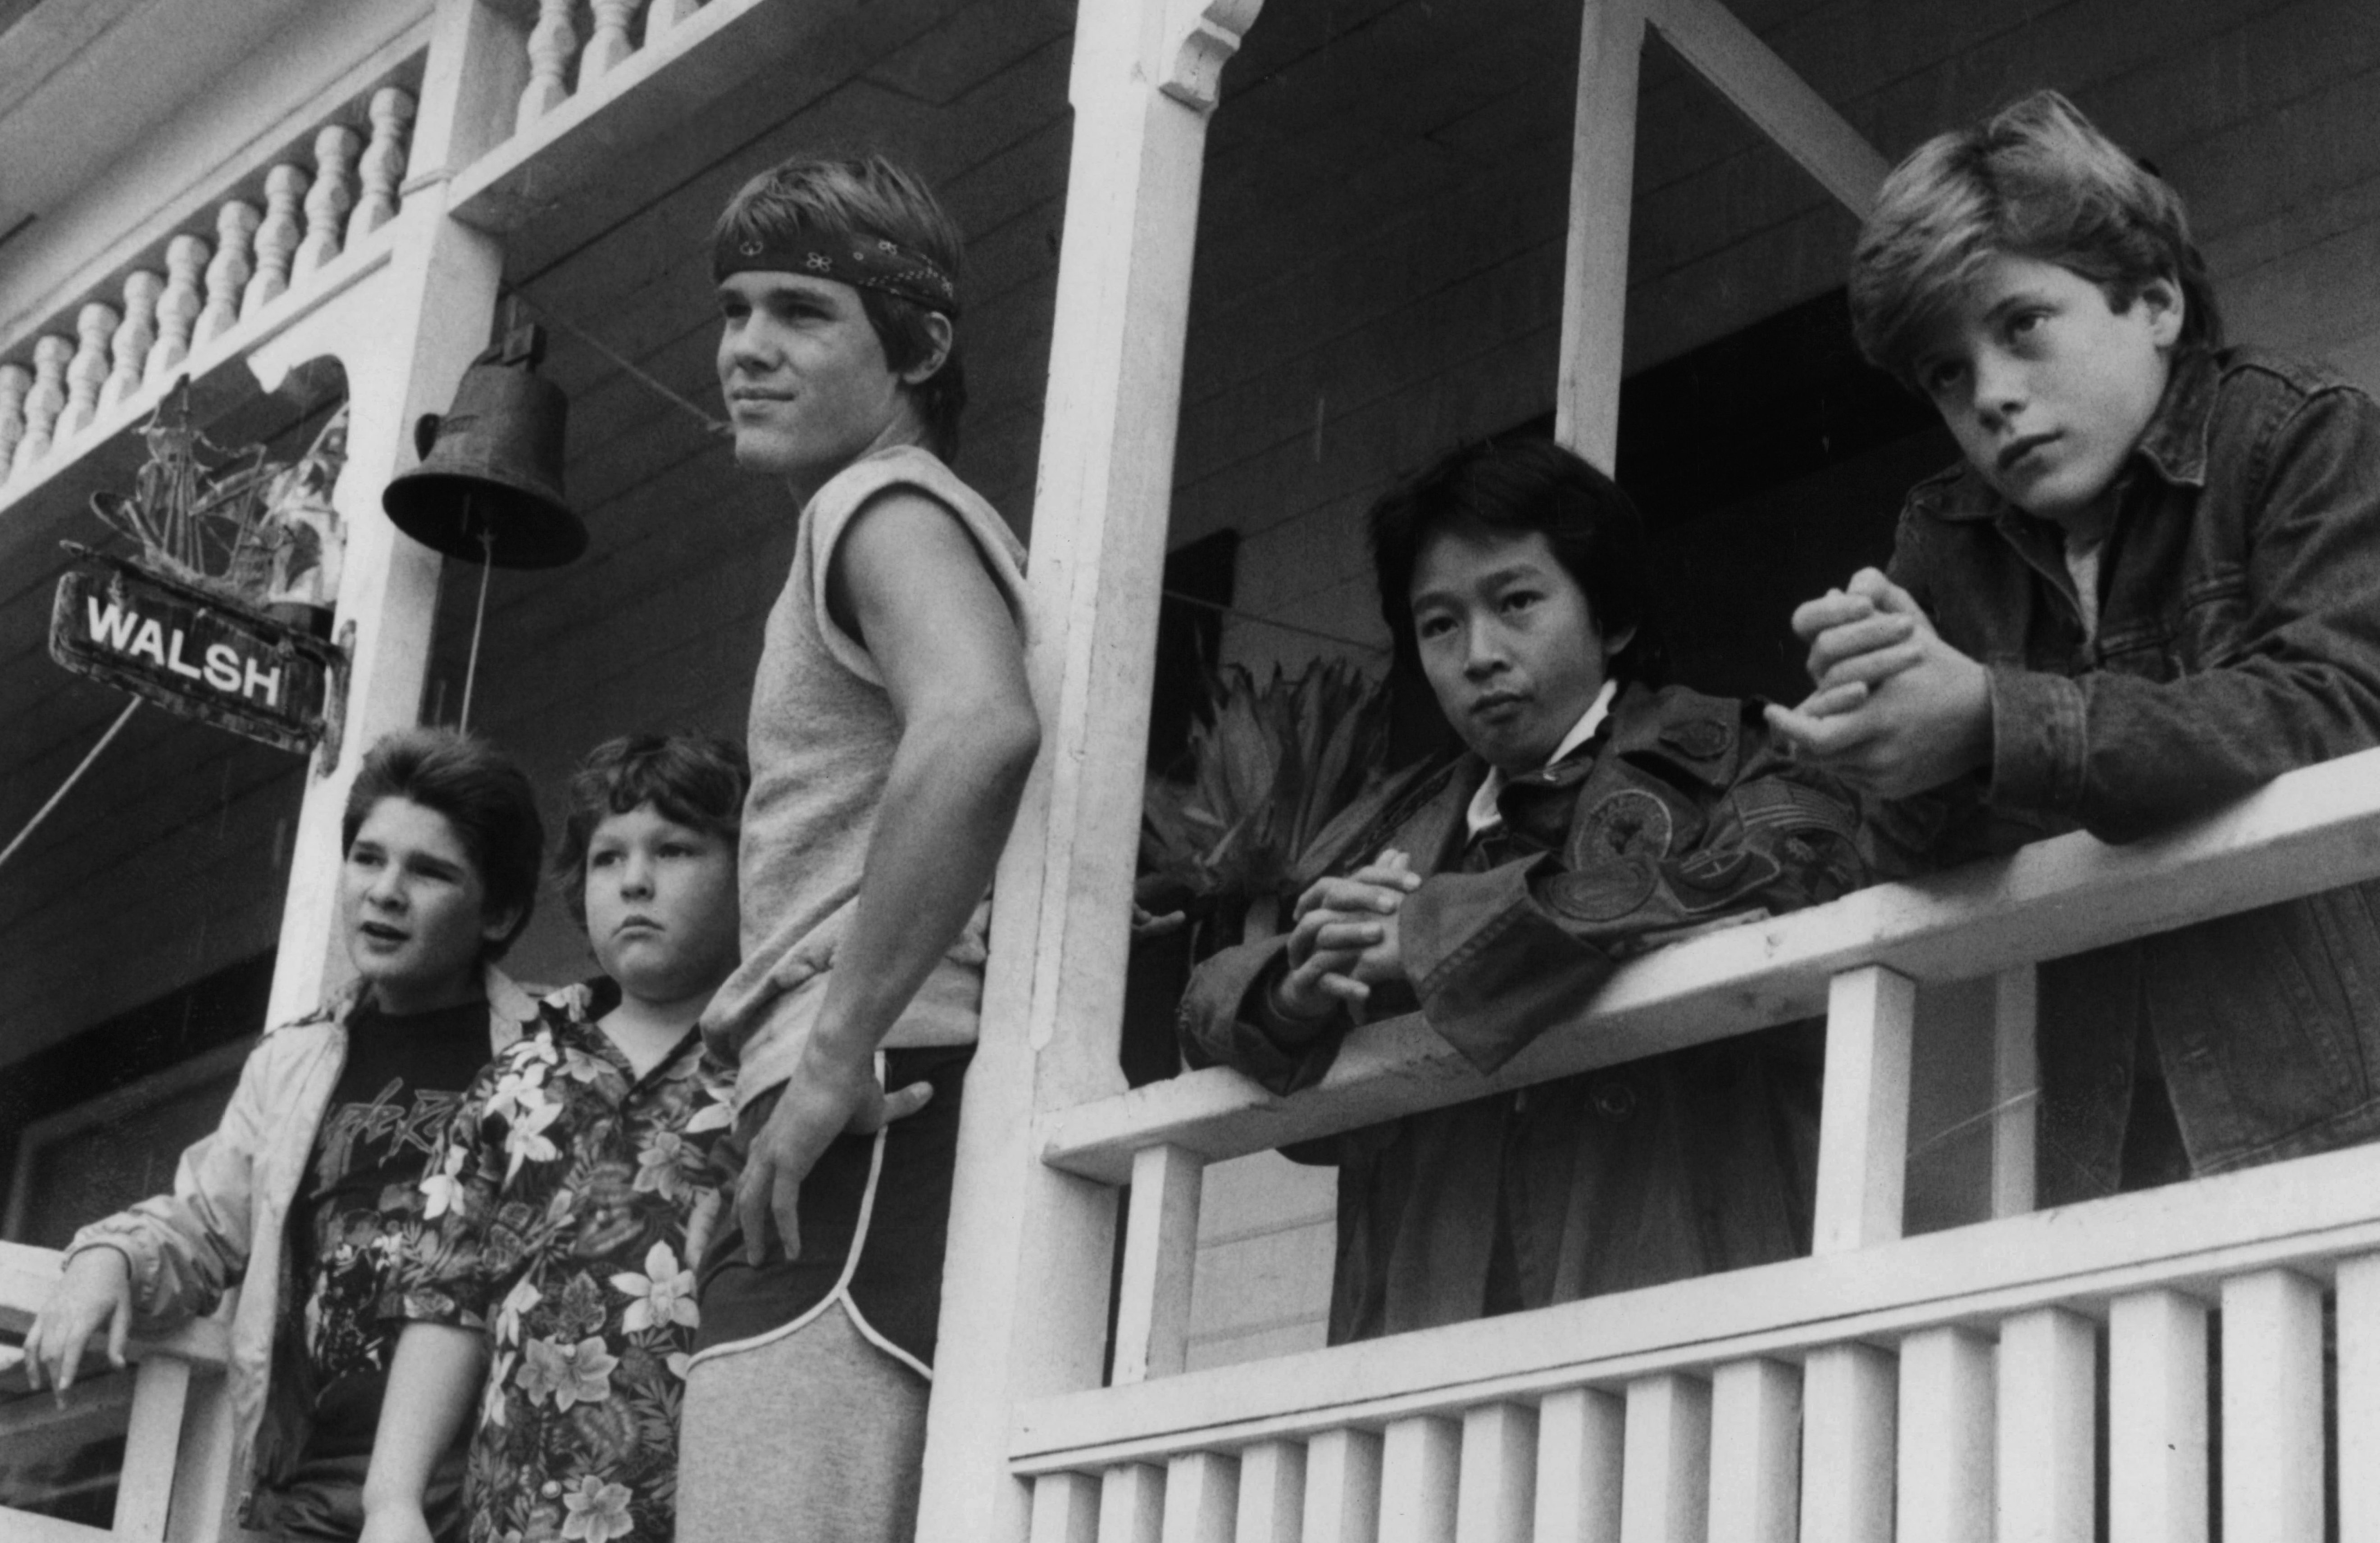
[646,0,699,41]
[292,125,359,281]
[9,336,73,482]
[145,234,209,390]
[345,87,415,246]
[54,301,120,444]
[585,0,642,75]
[516,0,581,130]
[193,201,261,349]
[243,166,309,318]
[100,270,164,414]
[0,364,32,475]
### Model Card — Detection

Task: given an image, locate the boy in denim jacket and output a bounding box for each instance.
[1770,91,2380,1201]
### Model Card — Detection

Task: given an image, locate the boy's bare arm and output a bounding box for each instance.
[737,489,1041,1263]
[360,1322,485,1543]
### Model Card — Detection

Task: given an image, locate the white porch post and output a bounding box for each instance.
[914,0,1261,1537]
[1553,0,1647,469]
[262,0,525,1020]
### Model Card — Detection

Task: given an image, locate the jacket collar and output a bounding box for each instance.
[1911,344,2222,524]
[314,962,538,1050]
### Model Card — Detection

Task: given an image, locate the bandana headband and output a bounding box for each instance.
[715,231,961,316]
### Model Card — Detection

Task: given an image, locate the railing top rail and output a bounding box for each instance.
[1012,1136,2380,1470]
[0,1240,232,1372]
[1040,742,2380,1184]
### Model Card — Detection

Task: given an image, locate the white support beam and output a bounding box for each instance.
[1553,0,1646,469]
[1813,967,1915,1254]
[1113,1144,1205,1385]
[1991,965,2039,1218]
[1641,0,1889,217]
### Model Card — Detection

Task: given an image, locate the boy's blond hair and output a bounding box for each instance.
[1850,90,2221,389]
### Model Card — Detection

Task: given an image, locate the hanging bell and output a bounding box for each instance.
[382,323,586,568]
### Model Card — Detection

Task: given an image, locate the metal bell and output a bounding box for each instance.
[382,324,586,568]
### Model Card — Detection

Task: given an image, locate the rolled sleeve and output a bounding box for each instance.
[1984,665,2089,817]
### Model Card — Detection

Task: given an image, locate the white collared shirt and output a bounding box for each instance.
[1465,678,1619,840]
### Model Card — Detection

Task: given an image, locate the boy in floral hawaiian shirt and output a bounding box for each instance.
[361,735,749,1543]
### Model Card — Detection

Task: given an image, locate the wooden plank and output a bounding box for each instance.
[1798,1344,1893,1543]
[1895,1326,1993,1543]
[1115,1145,1205,1384]
[1534,1386,1624,1543]
[1038,743,2380,1184]
[164,1370,240,1543]
[1813,967,1915,1254]
[1640,0,1887,217]
[114,1354,192,1543]
[1997,1307,2095,1543]
[2220,1269,2324,1543]
[1551,0,1644,469]
[1030,1473,1102,1543]
[1234,1439,1307,1543]
[1303,1427,1383,1543]
[1620,1374,1710,1543]
[0,1508,113,1543]
[1378,1414,1460,1543]
[1101,1462,1167,1543]
[1455,1401,1536,1543]
[1992,966,2039,1219]
[1706,1358,1798,1543]
[2107,1289,2207,1543]
[2342,1254,2380,1543]
[1160,1451,1237,1543]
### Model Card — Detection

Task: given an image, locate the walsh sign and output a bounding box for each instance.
[50,546,345,756]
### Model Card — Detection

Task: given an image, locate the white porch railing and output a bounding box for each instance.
[0,1241,237,1543]
[1014,744,2380,1541]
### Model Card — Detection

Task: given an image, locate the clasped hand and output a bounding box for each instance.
[1763,567,1993,798]
[1274,849,1420,1021]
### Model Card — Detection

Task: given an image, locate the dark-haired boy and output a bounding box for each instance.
[1770,91,2380,1200]
[1180,438,1865,1343]
[24,728,546,1541]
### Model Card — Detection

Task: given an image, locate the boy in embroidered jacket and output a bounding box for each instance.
[1770,91,2380,1201]
[363,735,747,1543]
[24,730,545,1542]
[1180,439,1864,1343]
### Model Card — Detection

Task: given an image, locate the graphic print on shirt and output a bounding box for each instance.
[302,1076,467,1391]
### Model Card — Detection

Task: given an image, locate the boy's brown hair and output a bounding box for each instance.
[551,732,750,932]
[341,727,545,958]
[712,153,969,459]
[1849,90,2222,389]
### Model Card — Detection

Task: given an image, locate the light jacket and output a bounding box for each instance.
[1872,347,2380,1198]
[64,966,537,1521]
[1180,683,1864,1341]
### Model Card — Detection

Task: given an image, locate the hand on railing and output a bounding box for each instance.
[19,1248,133,1399]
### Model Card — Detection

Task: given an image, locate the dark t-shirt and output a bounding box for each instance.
[283,994,490,1456]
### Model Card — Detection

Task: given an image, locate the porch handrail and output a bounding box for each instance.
[1039,740,2380,1184]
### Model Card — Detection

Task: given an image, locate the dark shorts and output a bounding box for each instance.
[693,1045,973,1372]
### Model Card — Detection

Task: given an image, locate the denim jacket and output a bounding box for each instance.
[65,967,536,1525]
[1179,683,1863,1340]
[1871,346,2380,1199]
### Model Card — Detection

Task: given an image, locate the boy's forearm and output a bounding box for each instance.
[363,1323,486,1515]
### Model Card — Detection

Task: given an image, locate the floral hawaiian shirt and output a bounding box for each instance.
[390,982,736,1543]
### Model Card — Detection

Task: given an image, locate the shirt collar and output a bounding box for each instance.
[1465,677,1618,840]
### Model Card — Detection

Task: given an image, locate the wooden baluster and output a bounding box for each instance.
[1998,1308,2095,1542]
[1895,1327,1994,1543]
[1162,1451,1238,1543]
[1235,1441,1307,1543]
[645,0,698,42]
[2107,1289,2208,1543]
[1028,1473,1100,1543]
[2221,1269,2323,1543]
[100,270,163,414]
[1534,1388,1623,1543]
[1302,1429,1383,1543]
[145,233,209,389]
[584,0,642,75]
[1813,966,1916,1254]
[1379,1415,1459,1543]
[345,87,415,247]
[114,1355,194,1540]
[292,125,360,281]
[2342,1256,2380,1543]
[10,336,72,481]
[1112,1144,1202,1385]
[1798,1344,1895,1543]
[1708,1359,1801,1543]
[1456,1403,1537,1543]
[55,300,120,443]
[1621,1375,1711,1543]
[1100,1463,1166,1543]
[516,0,581,130]
[243,166,309,317]
[193,201,260,349]
[0,363,32,475]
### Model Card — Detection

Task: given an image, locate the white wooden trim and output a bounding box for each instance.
[1996,1307,2094,1542]
[1640,0,1889,217]
[1379,1414,1460,1543]
[114,1354,193,1542]
[1012,1137,2380,1469]
[1706,1358,1798,1543]
[2220,1269,2323,1543]
[1797,1343,1893,1543]
[1533,1387,1624,1543]
[1038,744,2380,1183]
[1114,1144,1204,1385]
[1100,1462,1168,1543]
[1454,1402,1536,1543]
[2107,1289,2208,1543]
[1619,1374,1710,1543]
[1234,1440,1306,1543]
[1160,1451,1237,1543]
[1030,1473,1103,1543]
[0,1509,112,1543]
[1893,1326,1993,1543]
[1813,967,1914,1254]
[2340,1255,2380,1543]
[1990,966,2039,1219]
[1552,0,1646,469]
[164,1367,240,1543]
[1302,1427,1384,1543]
